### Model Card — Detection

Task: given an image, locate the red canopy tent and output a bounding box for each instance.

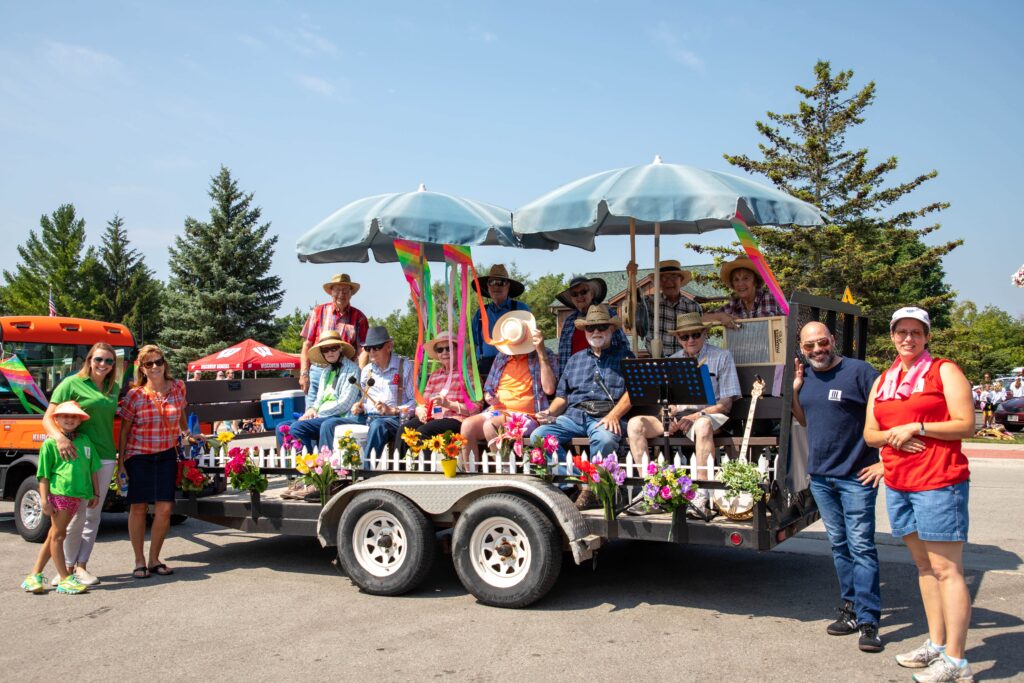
[187,339,299,372]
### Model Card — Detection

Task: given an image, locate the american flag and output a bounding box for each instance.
[48,289,56,317]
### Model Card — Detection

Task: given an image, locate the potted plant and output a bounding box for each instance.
[295,446,350,507]
[224,446,269,519]
[423,431,465,478]
[716,459,766,520]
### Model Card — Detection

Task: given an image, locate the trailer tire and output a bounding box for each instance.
[452,494,562,608]
[337,490,435,596]
[15,476,51,543]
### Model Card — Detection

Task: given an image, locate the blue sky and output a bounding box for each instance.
[2,1,1021,322]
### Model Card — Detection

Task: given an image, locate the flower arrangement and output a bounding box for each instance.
[720,459,766,503]
[278,423,303,453]
[487,412,529,459]
[208,430,236,459]
[295,445,350,506]
[1013,264,1024,288]
[176,459,209,493]
[641,461,698,513]
[524,433,559,479]
[336,430,364,471]
[401,429,466,461]
[571,454,625,521]
[224,446,268,494]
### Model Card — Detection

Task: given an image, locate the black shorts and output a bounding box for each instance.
[124,447,178,504]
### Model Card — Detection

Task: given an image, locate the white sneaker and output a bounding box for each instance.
[74,567,101,586]
[896,640,942,669]
[912,655,974,682]
[50,570,72,587]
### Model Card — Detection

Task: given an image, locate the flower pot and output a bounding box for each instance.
[441,459,458,478]
[249,489,261,521]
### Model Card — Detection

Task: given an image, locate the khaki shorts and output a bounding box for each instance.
[681,412,729,440]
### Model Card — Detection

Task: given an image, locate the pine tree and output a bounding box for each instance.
[1,204,101,317]
[705,61,961,364]
[93,214,163,343]
[159,166,284,368]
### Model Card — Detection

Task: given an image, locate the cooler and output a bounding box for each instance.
[261,390,306,429]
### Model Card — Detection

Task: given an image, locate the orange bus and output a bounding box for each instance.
[0,316,136,540]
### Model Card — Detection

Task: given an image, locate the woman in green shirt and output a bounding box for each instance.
[41,342,121,586]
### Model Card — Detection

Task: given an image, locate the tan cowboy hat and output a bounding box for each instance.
[573,304,623,330]
[491,310,538,356]
[719,257,762,287]
[556,275,608,309]
[472,264,525,299]
[424,331,455,361]
[308,330,356,365]
[656,260,693,287]
[53,401,90,421]
[322,273,360,296]
[667,311,714,335]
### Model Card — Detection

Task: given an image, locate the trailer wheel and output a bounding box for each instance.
[337,490,435,596]
[452,494,562,608]
[15,476,50,543]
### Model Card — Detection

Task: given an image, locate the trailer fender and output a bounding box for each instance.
[317,474,595,564]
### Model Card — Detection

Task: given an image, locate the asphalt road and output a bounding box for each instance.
[1,459,1022,682]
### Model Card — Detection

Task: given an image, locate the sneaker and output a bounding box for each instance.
[826,601,858,635]
[21,573,46,594]
[279,479,305,500]
[858,623,883,652]
[56,575,88,594]
[896,640,943,669]
[74,567,101,586]
[51,567,73,587]
[912,655,974,682]
[574,489,599,510]
[300,485,323,503]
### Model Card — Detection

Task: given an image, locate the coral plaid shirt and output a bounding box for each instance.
[301,303,369,352]
[720,286,784,319]
[119,380,186,458]
[420,367,482,422]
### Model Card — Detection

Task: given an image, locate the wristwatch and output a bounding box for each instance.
[698,410,707,418]
[918,422,926,436]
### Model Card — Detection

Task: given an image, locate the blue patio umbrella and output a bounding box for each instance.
[297,184,555,263]
[513,156,826,354]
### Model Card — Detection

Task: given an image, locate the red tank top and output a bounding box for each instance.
[873,359,970,492]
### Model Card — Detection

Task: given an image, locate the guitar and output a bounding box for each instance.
[714,375,766,519]
[738,375,766,463]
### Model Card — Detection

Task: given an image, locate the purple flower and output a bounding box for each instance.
[660,485,673,500]
[592,454,604,467]
[590,472,600,484]
[684,488,696,501]
[614,469,625,485]
[603,454,619,474]
[643,483,659,498]
[646,462,658,476]
[667,465,676,473]
[679,476,692,489]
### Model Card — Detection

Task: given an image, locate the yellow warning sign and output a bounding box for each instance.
[842,287,856,304]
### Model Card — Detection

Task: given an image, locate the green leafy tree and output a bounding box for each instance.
[275,307,309,353]
[932,301,1024,381]
[698,61,961,365]
[1,204,101,317]
[93,214,164,343]
[159,166,284,370]
[519,272,566,340]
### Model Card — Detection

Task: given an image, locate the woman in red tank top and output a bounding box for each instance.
[863,307,976,677]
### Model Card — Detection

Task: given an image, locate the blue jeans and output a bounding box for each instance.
[809,474,881,625]
[364,415,403,457]
[275,418,327,453]
[532,414,625,470]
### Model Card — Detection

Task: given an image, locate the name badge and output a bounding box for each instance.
[828,389,842,402]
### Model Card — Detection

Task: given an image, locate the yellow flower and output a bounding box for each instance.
[424,435,444,453]
[296,461,310,474]
[217,431,235,443]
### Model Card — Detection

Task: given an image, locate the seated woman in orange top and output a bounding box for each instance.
[460,311,558,462]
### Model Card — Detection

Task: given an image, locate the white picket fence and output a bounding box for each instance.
[195,445,774,483]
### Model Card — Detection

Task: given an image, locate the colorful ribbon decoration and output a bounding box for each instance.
[394,239,437,404]
[443,245,484,401]
[0,353,48,414]
[731,212,789,315]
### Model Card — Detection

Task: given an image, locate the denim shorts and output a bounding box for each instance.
[886,480,969,542]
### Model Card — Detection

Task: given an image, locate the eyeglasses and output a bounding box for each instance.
[569,289,591,298]
[488,278,509,287]
[364,343,386,352]
[801,339,831,351]
[91,357,115,366]
[142,358,166,369]
[321,345,342,354]
[437,347,452,354]
[892,329,926,340]
[676,332,703,341]
[585,324,611,332]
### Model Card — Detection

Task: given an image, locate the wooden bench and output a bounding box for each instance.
[186,377,301,443]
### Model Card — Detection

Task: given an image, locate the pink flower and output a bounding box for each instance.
[279,424,291,435]
[684,489,696,501]
[647,462,658,475]
[543,434,559,453]
[660,486,672,500]
[590,472,600,483]
[314,466,323,475]
[529,448,544,465]
[319,445,332,459]
[512,441,523,457]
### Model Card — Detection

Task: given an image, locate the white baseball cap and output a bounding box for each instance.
[889,306,931,332]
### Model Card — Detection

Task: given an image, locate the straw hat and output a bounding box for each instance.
[424,332,455,361]
[472,264,525,299]
[719,257,761,287]
[53,401,90,421]
[556,275,608,309]
[307,330,356,365]
[667,312,714,335]
[322,273,360,296]
[573,304,623,330]
[491,311,538,356]
[656,260,693,287]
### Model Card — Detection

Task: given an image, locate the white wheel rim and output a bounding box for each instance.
[21,489,43,530]
[351,511,408,577]
[468,516,532,588]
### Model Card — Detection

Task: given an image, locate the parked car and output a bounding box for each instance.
[994,398,1024,432]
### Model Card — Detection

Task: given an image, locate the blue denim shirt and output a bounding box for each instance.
[471,298,531,361]
[483,349,558,414]
[556,344,635,424]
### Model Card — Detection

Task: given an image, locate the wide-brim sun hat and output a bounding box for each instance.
[667,311,715,335]
[656,259,693,287]
[472,264,526,299]
[491,310,538,356]
[424,332,455,361]
[719,257,762,288]
[556,275,608,309]
[323,273,360,296]
[573,304,623,330]
[889,306,931,332]
[308,330,356,365]
[53,401,90,421]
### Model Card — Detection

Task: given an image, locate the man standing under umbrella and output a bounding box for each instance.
[299,274,369,393]
[471,264,531,379]
[631,260,703,357]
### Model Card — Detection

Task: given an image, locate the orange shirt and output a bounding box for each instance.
[494,355,535,415]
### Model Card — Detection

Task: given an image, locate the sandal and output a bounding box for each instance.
[148,563,174,576]
[132,566,150,579]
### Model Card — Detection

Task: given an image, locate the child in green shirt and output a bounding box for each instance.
[21,401,101,595]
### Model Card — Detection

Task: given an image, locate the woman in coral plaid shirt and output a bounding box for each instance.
[401,333,482,443]
[117,344,191,579]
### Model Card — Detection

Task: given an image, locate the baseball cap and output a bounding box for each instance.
[889,306,931,332]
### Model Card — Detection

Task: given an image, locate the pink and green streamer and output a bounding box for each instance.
[0,353,48,414]
[731,212,789,315]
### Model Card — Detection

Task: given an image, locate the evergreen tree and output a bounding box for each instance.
[702,61,961,364]
[274,307,308,353]
[1,204,101,317]
[93,214,163,343]
[160,166,284,369]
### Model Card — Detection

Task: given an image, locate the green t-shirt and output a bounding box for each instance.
[51,374,120,461]
[36,435,101,499]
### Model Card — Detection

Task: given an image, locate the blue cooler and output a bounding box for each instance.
[261,390,306,429]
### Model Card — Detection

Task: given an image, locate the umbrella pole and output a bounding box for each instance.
[652,222,662,358]
[629,218,638,354]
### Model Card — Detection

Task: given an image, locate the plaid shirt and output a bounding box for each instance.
[420,367,482,422]
[484,349,558,415]
[720,286,784,319]
[301,303,369,352]
[360,354,416,414]
[471,298,531,361]
[557,345,635,424]
[558,307,630,372]
[639,293,702,357]
[119,380,186,458]
[669,342,741,409]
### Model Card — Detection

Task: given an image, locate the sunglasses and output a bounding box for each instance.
[676,332,703,341]
[364,343,386,352]
[801,339,831,351]
[585,324,611,332]
[91,357,115,366]
[320,345,342,354]
[569,289,591,298]
[437,346,452,354]
[487,278,509,287]
[142,358,166,369]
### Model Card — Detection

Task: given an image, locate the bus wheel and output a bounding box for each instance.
[15,476,51,543]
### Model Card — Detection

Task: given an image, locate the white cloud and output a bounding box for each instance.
[296,28,338,55]
[42,41,124,80]
[237,34,265,49]
[295,73,335,96]
[649,23,704,74]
